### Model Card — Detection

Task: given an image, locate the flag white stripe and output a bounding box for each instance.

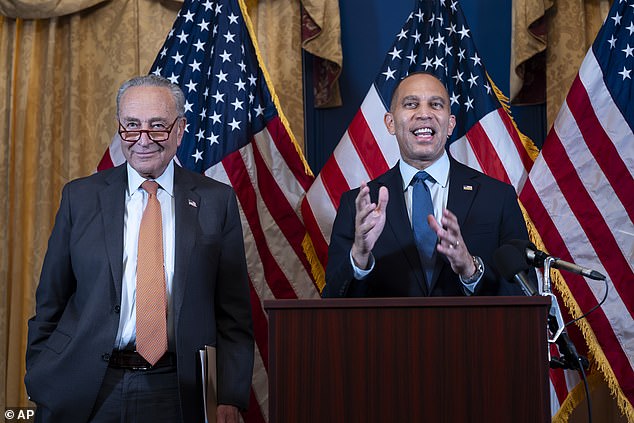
[333,132,370,188]
[580,52,634,176]
[108,134,125,166]
[554,102,634,273]
[304,177,337,244]
[478,111,529,191]
[251,344,269,422]
[361,85,400,165]
[448,136,483,173]
[237,144,318,298]
[205,162,276,302]
[528,161,634,370]
[253,128,307,210]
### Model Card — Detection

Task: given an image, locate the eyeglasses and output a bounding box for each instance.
[118,117,180,143]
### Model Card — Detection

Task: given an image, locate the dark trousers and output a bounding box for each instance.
[88,365,183,423]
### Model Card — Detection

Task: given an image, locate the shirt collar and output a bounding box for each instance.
[399,151,450,191]
[127,160,175,197]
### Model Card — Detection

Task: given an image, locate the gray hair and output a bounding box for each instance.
[116,74,186,118]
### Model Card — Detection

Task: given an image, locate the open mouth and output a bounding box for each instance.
[412,127,435,137]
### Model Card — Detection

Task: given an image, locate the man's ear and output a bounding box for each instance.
[384,112,396,135]
[448,114,456,136]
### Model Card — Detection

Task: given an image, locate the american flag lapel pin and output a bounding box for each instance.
[188,199,198,208]
[463,185,473,191]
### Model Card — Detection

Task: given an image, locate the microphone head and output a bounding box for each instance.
[507,238,542,267]
[493,244,531,281]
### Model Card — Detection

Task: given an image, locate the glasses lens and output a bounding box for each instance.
[120,131,141,141]
[148,131,169,141]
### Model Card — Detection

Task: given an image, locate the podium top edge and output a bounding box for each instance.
[263,296,551,310]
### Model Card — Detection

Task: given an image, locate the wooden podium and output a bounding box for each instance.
[264,297,551,422]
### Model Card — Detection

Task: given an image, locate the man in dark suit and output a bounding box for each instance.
[323,72,527,298]
[25,75,253,422]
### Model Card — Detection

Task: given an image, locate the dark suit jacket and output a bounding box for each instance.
[323,157,527,297]
[25,163,254,422]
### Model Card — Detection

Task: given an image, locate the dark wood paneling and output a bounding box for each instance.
[266,297,551,422]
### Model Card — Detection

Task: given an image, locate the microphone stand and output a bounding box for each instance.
[541,257,589,371]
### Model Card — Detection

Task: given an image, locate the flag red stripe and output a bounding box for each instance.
[521,180,634,390]
[319,158,350,210]
[549,360,569,404]
[222,151,298,300]
[251,141,316,285]
[249,280,269,371]
[465,120,511,184]
[541,131,634,314]
[498,110,534,171]
[348,110,390,178]
[567,76,634,220]
[300,200,330,267]
[521,181,607,318]
[265,116,314,192]
[97,149,114,172]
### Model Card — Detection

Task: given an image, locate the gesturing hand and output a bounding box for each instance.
[351,182,389,269]
[428,209,476,278]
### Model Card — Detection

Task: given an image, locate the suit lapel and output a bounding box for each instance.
[380,165,427,295]
[430,158,480,288]
[446,158,480,229]
[172,166,200,327]
[99,165,128,302]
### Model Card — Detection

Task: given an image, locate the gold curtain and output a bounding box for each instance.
[511,0,610,128]
[0,0,341,409]
[249,0,342,146]
[511,1,630,422]
[250,0,305,144]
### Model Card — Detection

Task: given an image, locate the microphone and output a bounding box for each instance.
[492,244,538,296]
[507,239,606,281]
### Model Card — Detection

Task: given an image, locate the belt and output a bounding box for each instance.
[108,350,176,371]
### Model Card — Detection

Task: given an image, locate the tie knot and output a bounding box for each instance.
[412,171,432,185]
[141,180,159,196]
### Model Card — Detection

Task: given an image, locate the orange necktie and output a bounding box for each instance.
[136,180,168,365]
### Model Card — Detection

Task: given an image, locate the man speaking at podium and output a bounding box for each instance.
[323,72,528,298]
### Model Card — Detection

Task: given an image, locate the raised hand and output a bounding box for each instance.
[351,182,389,269]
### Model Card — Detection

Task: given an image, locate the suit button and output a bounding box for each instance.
[102,353,111,362]
[113,305,121,314]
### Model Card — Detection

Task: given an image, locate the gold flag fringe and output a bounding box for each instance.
[519,201,634,421]
[239,0,326,293]
[238,0,314,177]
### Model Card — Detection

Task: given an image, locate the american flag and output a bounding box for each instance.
[299,0,594,418]
[520,0,634,419]
[301,0,536,279]
[97,0,321,420]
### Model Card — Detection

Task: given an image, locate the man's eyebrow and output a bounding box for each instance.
[428,95,447,103]
[148,117,169,123]
[401,94,420,102]
[120,117,168,124]
[400,94,447,103]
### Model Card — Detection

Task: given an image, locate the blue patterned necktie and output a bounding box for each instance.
[412,171,437,289]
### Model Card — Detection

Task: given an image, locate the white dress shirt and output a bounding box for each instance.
[352,152,480,293]
[114,161,176,351]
